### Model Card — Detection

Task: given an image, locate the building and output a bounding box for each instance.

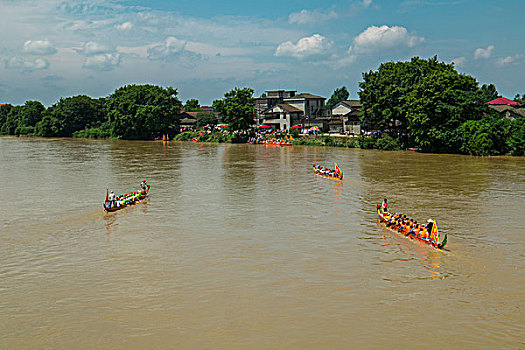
[178,111,198,130]
[330,100,363,134]
[257,90,326,130]
[487,97,519,106]
[487,97,525,120]
[254,90,296,124]
[259,103,303,130]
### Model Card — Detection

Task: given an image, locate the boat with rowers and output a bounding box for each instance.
[104,182,150,212]
[264,138,293,146]
[376,207,447,249]
[313,163,343,180]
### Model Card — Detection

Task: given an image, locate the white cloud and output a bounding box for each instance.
[147,36,187,60]
[22,40,57,55]
[275,34,332,59]
[289,1,372,24]
[349,25,424,54]
[76,41,113,56]
[451,56,466,67]
[496,54,522,66]
[115,22,132,31]
[288,9,338,24]
[4,57,49,71]
[82,53,121,71]
[474,45,494,59]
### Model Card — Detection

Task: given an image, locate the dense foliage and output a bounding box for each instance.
[196,111,217,127]
[326,86,350,109]
[358,56,523,155]
[212,87,255,131]
[107,85,182,139]
[184,99,201,111]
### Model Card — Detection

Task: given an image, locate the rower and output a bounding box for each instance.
[140,180,148,195]
[382,199,388,213]
[108,191,116,208]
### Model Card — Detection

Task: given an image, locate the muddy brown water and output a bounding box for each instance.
[1,137,524,349]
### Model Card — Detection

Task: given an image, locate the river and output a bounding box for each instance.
[1,136,524,349]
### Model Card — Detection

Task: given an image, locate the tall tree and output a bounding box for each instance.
[45,95,105,136]
[1,106,23,135]
[196,111,217,127]
[184,99,201,111]
[326,86,350,109]
[20,101,45,127]
[107,84,182,139]
[359,56,488,151]
[480,83,499,102]
[0,104,13,134]
[213,87,254,131]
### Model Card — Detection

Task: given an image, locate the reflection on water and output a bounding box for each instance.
[0,137,524,349]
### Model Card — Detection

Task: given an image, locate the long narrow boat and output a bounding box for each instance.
[313,164,343,180]
[104,184,150,212]
[377,208,447,249]
[264,140,293,146]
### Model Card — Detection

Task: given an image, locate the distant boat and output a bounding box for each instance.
[104,184,150,212]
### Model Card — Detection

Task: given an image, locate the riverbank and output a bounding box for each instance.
[173,130,405,151]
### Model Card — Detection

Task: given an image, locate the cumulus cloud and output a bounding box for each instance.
[274,34,332,59]
[348,25,424,54]
[451,56,466,67]
[22,40,57,55]
[496,54,522,66]
[147,36,187,60]
[82,53,121,71]
[115,21,132,31]
[474,45,494,59]
[289,0,372,24]
[76,41,113,56]
[288,9,338,24]
[4,57,49,71]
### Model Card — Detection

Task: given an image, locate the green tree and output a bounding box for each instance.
[44,95,105,136]
[326,86,350,109]
[212,87,254,131]
[507,116,525,156]
[359,56,489,152]
[455,115,509,156]
[107,84,182,139]
[196,111,217,127]
[184,99,201,111]
[0,104,13,134]
[480,83,499,102]
[2,106,23,135]
[19,100,45,128]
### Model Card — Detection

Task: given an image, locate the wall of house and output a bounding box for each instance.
[332,104,351,116]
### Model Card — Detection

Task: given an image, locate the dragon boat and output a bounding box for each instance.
[104,184,150,212]
[377,208,447,249]
[313,163,343,180]
[264,139,293,146]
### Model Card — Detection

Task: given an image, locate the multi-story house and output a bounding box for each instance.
[256,90,327,130]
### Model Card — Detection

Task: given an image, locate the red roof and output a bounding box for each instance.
[487,97,519,106]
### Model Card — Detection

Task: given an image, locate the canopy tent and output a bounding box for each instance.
[258,124,271,129]
[289,125,302,129]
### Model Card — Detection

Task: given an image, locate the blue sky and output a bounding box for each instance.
[0,0,523,106]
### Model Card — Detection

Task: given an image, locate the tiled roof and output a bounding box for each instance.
[180,117,197,124]
[339,100,362,108]
[487,97,519,106]
[287,93,325,100]
[488,105,525,117]
[276,103,302,113]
